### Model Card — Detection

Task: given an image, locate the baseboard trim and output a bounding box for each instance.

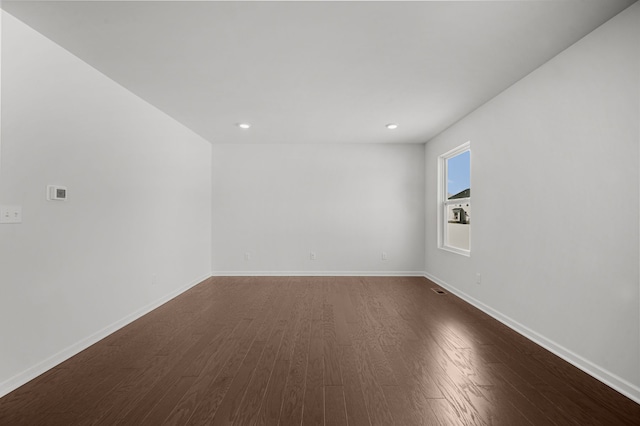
[211,270,425,277]
[0,272,211,399]
[423,271,640,405]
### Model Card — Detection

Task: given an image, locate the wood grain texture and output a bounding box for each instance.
[324,386,348,426]
[302,319,324,426]
[1,276,638,425]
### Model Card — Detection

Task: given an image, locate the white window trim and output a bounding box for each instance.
[437,141,471,257]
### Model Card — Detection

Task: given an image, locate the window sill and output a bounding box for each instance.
[439,245,471,257]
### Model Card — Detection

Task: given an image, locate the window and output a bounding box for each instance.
[438,142,471,256]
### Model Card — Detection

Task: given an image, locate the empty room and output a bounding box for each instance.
[1,0,639,424]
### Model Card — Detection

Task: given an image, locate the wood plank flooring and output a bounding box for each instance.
[1,276,638,425]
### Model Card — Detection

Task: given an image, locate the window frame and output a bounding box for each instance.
[437,141,471,257]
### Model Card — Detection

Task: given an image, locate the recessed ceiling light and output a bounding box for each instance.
[386,123,398,130]
[237,123,251,129]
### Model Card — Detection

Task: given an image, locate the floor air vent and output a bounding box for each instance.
[431,288,447,295]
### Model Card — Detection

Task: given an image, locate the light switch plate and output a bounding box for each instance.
[0,205,22,224]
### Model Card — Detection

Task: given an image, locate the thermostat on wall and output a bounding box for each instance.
[47,185,68,201]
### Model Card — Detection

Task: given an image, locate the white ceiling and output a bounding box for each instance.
[2,0,636,144]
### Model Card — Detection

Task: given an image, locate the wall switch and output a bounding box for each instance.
[310,252,316,261]
[381,252,388,261]
[244,252,251,261]
[151,274,157,286]
[0,205,22,224]
[476,273,482,285]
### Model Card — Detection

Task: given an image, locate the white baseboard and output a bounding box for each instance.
[211,270,425,277]
[424,271,640,405]
[0,272,211,399]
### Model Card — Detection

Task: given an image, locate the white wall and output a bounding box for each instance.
[212,143,425,275]
[0,12,212,396]
[425,3,640,401]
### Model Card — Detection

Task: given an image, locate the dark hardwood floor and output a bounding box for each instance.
[1,276,638,425]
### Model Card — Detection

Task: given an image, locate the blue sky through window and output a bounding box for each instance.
[447,150,470,197]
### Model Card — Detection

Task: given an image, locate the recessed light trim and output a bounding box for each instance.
[237,123,251,129]
[386,123,398,130]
